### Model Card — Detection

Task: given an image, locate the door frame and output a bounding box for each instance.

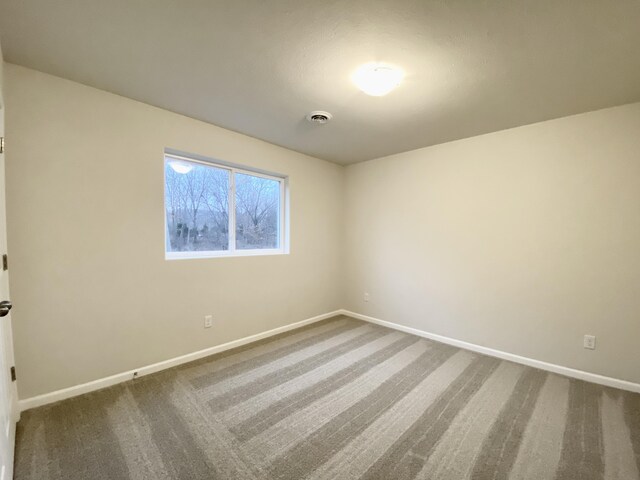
[0,52,20,480]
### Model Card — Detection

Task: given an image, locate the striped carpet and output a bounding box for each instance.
[14,315,640,479]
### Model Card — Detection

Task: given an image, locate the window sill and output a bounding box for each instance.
[165,249,288,260]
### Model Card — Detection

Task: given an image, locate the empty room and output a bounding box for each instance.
[0,1,638,479]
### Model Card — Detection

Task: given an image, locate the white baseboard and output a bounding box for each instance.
[340,309,640,394]
[18,310,343,412]
[19,307,640,412]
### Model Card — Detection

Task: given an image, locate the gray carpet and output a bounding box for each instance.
[14,315,640,479]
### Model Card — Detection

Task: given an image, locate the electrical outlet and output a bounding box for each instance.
[583,335,596,350]
[204,315,213,328]
[364,292,370,302]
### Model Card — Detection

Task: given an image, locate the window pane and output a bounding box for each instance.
[235,172,280,250]
[165,158,229,253]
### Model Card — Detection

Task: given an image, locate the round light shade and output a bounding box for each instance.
[351,63,404,96]
[168,160,193,174]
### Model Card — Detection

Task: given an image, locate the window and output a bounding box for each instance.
[164,153,287,259]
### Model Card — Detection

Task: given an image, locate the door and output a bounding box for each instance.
[0,64,18,480]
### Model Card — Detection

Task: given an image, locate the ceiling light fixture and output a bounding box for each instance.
[168,160,194,174]
[351,63,404,97]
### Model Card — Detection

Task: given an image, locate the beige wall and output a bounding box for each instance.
[345,102,640,384]
[4,64,345,399]
[5,62,640,400]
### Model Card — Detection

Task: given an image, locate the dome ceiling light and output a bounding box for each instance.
[351,63,404,97]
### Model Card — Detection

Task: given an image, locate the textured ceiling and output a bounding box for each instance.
[1,1,640,164]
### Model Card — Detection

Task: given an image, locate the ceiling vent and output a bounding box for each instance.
[306,111,333,124]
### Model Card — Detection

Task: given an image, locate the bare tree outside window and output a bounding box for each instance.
[235,173,280,250]
[165,160,229,252]
[164,155,285,257]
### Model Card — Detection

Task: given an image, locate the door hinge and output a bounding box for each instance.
[2,254,7,271]
[10,366,16,382]
[0,137,4,154]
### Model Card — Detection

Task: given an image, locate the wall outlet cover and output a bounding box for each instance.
[583,335,596,350]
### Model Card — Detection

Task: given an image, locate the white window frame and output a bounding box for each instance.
[164,151,289,260]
